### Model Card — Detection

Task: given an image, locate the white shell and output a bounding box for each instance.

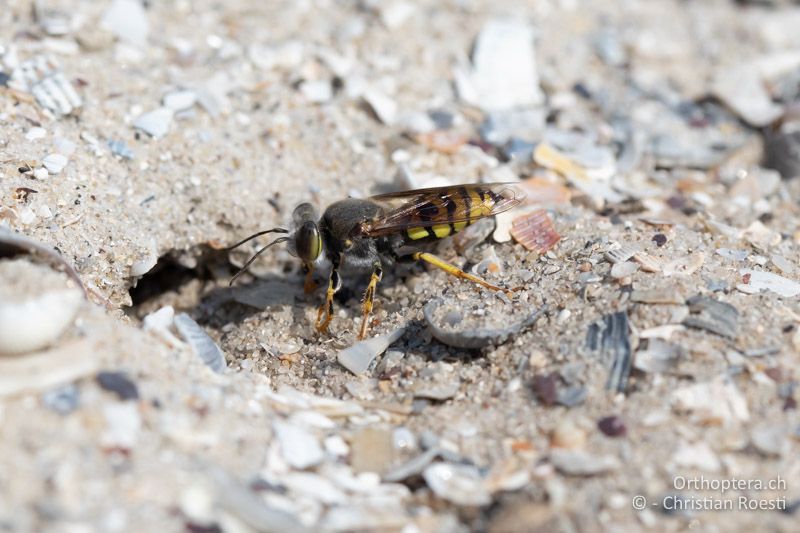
[738,269,800,297]
[173,313,226,373]
[0,288,82,355]
[0,338,100,396]
[337,328,405,375]
[610,261,638,279]
[133,107,174,139]
[423,463,490,506]
[42,153,68,174]
[273,419,324,469]
[163,90,197,111]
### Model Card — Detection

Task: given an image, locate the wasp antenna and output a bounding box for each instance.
[224,228,289,250]
[229,237,290,286]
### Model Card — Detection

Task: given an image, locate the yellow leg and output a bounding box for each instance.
[358,265,383,340]
[315,267,339,334]
[412,252,519,295]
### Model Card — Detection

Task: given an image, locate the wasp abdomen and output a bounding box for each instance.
[406,186,500,240]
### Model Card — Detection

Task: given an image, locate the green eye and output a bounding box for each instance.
[296,221,322,263]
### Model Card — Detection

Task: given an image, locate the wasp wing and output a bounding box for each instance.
[360,183,524,238]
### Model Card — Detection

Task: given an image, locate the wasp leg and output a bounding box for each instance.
[303,265,317,294]
[358,264,383,340]
[315,266,341,334]
[412,251,519,296]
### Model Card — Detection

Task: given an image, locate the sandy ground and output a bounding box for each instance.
[2,0,800,531]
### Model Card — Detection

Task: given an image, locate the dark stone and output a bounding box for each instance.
[96,371,140,401]
[532,373,558,406]
[764,129,800,180]
[598,415,627,437]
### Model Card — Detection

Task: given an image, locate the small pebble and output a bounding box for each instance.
[550,420,587,449]
[597,416,626,437]
[96,371,140,401]
[532,373,558,406]
[652,233,667,247]
[42,383,80,414]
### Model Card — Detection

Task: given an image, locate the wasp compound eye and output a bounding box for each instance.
[292,202,318,225]
[295,221,322,264]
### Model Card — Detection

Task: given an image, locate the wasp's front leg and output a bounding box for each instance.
[315,265,340,334]
[303,264,318,294]
[358,263,383,340]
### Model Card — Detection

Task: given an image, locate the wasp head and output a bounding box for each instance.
[291,203,322,267]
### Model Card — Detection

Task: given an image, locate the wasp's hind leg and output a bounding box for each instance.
[411,251,519,296]
[358,263,383,340]
[316,265,341,334]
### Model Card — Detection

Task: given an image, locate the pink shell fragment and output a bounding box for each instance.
[509,209,560,253]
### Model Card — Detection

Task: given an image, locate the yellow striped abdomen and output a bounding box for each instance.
[405,186,499,240]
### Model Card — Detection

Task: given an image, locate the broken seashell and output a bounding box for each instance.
[671,378,749,425]
[769,254,795,276]
[549,449,620,476]
[631,252,663,273]
[471,246,503,276]
[423,462,491,506]
[663,252,704,276]
[492,210,514,243]
[12,55,83,116]
[737,269,800,297]
[639,324,685,340]
[610,261,638,279]
[517,177,572,206]
[174,313,227,373]
[630,289,684,305]
[742,220,781,250]
[671,441,721,472]
[683,295,738,339]
[533,143,590,184]
[0,338,100,396]
[604,244,638,264]
[0,258,84,356]
[338,328,406,374]
[586,311,631,393]
[416,130,468,154]
[0,287,83,355]
[272,419,324,469]
[424,299,546,350]
[509,209,560,253]
[634,339,682,373]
